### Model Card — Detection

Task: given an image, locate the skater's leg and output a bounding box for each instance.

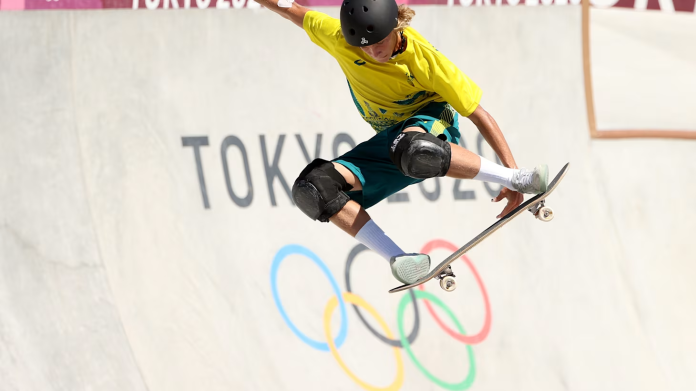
[328,202,429,284]
[323,175,403,262]
[327,163,430,284]
[396,126,547,194]
[291,156,430,284]
[329,200,402,258]
[328,199,370,237]
[290,157,398,250]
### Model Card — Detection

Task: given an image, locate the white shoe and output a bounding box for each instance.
[511,165,549,194]
[390,253,430,284]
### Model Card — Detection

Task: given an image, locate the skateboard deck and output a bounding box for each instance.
[389,163,570,294]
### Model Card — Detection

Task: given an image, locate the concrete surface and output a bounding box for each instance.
[1,6,695,391]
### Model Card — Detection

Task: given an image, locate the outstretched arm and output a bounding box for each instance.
[467,105,517,170]
[467,105,524,218]
[255,0,310,29]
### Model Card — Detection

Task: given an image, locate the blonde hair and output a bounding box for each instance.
[395,5,416,32]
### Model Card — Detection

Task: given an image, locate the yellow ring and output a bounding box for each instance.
[324,292,404,391]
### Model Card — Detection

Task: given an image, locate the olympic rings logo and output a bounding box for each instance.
[270,239,493,390]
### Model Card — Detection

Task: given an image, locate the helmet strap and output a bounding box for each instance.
[390,31,407,59]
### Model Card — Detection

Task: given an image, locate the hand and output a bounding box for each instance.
[492,187,524,219]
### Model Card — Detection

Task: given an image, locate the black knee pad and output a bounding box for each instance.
[389,132,451,179]
[292,159,353,223]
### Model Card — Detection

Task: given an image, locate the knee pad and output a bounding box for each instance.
[389,132,451,179]
[292,159,353,223]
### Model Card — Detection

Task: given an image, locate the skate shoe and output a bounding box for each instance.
[390,253,430,284]
[511,165,549,194]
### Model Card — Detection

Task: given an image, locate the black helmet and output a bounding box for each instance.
[340,0,399,47]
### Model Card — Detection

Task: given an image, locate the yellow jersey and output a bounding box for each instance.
[303,10,482,133]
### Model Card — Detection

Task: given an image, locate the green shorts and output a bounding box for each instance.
[334,101,461,209]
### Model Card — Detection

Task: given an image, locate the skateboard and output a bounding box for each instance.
[389,163,570,294]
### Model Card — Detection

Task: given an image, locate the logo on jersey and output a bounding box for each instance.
[354,60,366,66]
[394,91,427,106]
[405,72,415,86]
[361,37,368,45]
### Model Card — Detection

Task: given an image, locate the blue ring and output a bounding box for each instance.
[270,244,348,351]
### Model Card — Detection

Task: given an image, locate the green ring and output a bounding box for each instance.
[397,290,476,390]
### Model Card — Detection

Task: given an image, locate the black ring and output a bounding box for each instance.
[344,244,420,348]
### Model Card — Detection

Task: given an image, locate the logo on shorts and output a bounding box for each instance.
[361,37,368,45]
[391,133,406,152]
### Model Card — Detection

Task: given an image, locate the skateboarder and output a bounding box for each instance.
[256,0,549,284]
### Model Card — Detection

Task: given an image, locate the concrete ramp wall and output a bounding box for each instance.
[1,6,695,391]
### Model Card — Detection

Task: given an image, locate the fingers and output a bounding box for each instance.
[496,191,523,219]
[492,189,509,218]
[497,203,515,219]
[497,203,512,219]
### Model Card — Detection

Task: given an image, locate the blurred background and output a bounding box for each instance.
[1,1,695,390]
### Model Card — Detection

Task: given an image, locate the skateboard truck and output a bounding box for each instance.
[435,265,457,292]
[528,200,554,222]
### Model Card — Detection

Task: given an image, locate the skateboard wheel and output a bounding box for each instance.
[440,276,456,292]
[537,206,554,222]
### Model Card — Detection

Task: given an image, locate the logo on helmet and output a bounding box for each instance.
[361,37,368,45]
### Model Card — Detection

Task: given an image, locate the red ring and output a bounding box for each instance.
[418,239,492,344]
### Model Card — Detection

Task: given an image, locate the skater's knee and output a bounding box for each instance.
[292,159,353,222]
[389,131,451,179]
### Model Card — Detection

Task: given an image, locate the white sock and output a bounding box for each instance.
[473,156,517,190]
[355,220,404,261]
